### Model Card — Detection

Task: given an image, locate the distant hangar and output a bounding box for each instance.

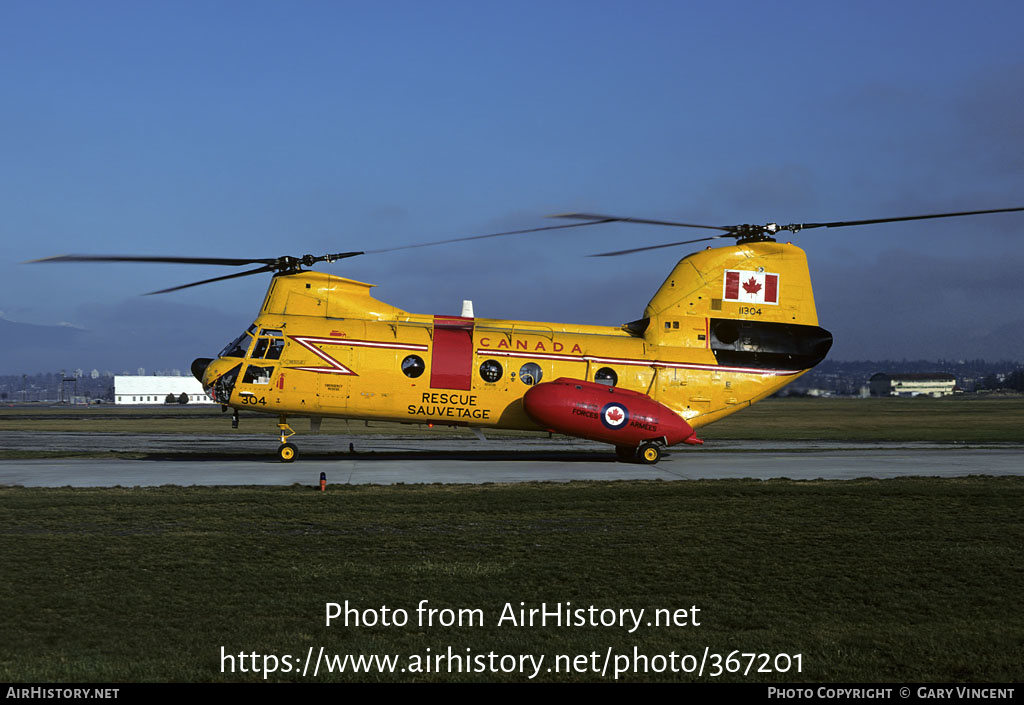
[114,375,213,405]
[869,373,956,397]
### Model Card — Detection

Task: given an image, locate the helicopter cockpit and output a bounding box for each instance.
[189,324,257,403]
[199,324,288,403]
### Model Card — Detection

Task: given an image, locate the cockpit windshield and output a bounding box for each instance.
[219,324,257,358]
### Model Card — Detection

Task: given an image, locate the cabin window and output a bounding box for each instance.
[595,367,618,387]
[518,362,543,386]
[401,355,425,378]
[479,359,503,383]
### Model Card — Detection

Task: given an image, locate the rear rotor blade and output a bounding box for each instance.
[790,205,1024,232]
[589,232,736,257]
[578,205,1024,256]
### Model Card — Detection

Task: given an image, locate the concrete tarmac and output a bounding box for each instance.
[1,432,1021,486]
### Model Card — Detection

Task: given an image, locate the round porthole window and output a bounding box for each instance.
[401,355,425,378]
[595,367,618,387]
[519,362,543,385]
[479,359,503,383]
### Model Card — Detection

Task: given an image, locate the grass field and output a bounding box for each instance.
[1,478,1022,683]
[702,395,1024,443]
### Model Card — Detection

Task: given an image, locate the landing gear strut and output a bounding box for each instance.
[278,415,298,463]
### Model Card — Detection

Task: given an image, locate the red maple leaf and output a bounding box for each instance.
[607,408,623,422]
[742,277,762,295]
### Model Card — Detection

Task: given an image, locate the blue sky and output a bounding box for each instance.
[2,1,1023,371]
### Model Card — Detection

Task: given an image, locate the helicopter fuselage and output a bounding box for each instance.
[196,241,833,459]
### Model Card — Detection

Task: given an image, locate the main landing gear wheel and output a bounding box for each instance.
[278,442,298,463]
[277,415,297,462]
[638,442,661,465]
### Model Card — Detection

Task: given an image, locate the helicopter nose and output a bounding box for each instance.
[191,358,214,383]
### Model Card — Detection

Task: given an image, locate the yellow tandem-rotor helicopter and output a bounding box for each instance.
[35,206,1024,463]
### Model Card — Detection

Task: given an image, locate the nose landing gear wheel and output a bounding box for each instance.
[278,442,298,463]
[638,442,661,465]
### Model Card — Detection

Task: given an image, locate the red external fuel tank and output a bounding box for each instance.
[522,377,702,448]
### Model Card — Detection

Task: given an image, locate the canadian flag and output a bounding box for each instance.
[723,270,779,305]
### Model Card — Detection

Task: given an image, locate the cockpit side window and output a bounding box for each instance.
[265,338,284,360]
[250,329,285,360]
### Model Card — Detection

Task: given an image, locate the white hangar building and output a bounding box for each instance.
[114,376,213,405]
[868,373,957,398]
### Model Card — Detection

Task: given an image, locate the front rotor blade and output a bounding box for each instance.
[29,254,278,266]
[144,265,277,295]
[319,251,364,262]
